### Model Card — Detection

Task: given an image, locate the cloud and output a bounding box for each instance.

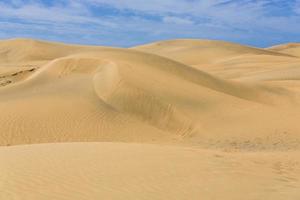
[80,0,300,33]
[294,0,300,14]
[0,0,299,47]
[0,1,115,27]
[163,16,194,25]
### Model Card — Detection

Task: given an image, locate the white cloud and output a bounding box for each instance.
[0,2,115,27]
[78,0,300,33]
[163,16,194,25]
[294,0,300,14]
[0,0,299,47]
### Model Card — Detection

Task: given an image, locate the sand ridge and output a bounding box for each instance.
[1,38,300,199]
[0,41,297,146]
[0,39,300,147]
[268,43,300,57]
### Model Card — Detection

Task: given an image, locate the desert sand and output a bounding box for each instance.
[0,38,300,199]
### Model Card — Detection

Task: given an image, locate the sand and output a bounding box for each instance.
[1,38,300,199]
[1,142,300,200]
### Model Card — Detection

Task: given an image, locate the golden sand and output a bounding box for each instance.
[1,38,300,199]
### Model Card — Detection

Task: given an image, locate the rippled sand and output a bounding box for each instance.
[1,38,300,199]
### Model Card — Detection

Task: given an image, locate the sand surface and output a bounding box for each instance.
[1,38,300,199]
[1,142,300,200]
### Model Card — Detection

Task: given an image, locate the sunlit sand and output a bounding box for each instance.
[1,38,300,199]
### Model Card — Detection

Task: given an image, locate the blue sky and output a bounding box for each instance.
[0,0,299,47]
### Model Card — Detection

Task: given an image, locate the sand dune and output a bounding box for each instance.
[132,39,294,65]
[0,38,109,63]
[268,43,300,57]
[133,39,300,81]
[1,38,300,199]
[0,39,299,147]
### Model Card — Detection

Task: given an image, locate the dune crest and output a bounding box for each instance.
[268,43,300,57]
[0,38,299,148]
[133,39,293,65]
[1,38,300,199]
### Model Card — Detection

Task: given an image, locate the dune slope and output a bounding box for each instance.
[1,38,300,199]
[0,39,300,148]
[133,39,300,81]
[268,43,300,57]
[132,39,293,65]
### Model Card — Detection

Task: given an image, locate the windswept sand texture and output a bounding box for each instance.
[1,38,300,199]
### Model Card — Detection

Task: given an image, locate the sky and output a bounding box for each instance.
[0,0,299,47]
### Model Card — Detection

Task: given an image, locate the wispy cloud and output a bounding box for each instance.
[0,0,299,47]
[163,16,194,25]
[0,1,115,26]
[294,0,300,14]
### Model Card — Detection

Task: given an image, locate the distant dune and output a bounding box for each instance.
[268,43,300,57]
[133,39,293,65]
[1,38,300,199]
[133,39,300,80]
